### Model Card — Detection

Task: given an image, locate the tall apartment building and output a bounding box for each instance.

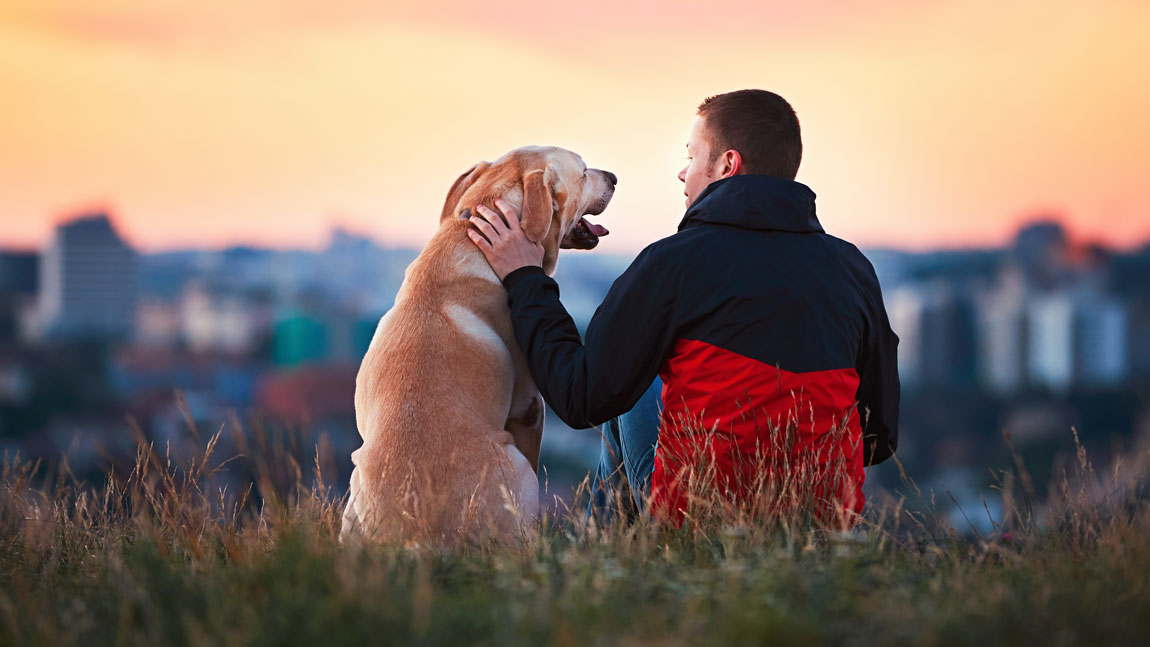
[1072,294,1127,386]
[978,270,1029,394]
[1027,294,1075,391]
[1025,290,1127,392]
[888,283,978,389]
[38,213,138,340]
[0,251,39,342]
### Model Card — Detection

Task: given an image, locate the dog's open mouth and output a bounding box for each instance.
[562,216,609,250]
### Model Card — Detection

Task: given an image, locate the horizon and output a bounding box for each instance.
[3,1,1149,253]
[5,209,1148,257]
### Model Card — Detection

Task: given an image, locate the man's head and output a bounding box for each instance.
[677,89,803,208]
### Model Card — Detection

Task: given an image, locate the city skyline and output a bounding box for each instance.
[6,208,1150,257]
[7,209,1144,414]
[3,0,1150,253]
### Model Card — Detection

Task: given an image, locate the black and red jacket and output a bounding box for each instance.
[503,174,899,523]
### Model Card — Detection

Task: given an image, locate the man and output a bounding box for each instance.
[467,89,899,528]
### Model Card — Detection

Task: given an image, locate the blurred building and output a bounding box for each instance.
[1072,293,1127,386]
[37,213,138,340]
[254,364,358,422]
[135,299,183,348]
[273,310,328,367]
[1027,292,1128,391]
[982,285,1128,394]
[0,250,39,343]
[977,270,1029,394]
[1128,304,1150,383]
[1027,293,1075,391]
[888,283,978,389]
[1109,246,1150,384]
[887,287,923,386]
[1014,219,1070,289]
[180,281,274,355]
[973,219,1133,393]
[0,251,38,295]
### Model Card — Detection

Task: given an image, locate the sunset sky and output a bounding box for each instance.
[2,0,1149,254]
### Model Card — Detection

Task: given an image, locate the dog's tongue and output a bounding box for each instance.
[583,219,609,237]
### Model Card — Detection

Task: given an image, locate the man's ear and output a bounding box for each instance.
[440,162,490,222]
[520,167,555,242]
[718,149,743,178]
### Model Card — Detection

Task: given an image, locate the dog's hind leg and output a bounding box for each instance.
[505,393,543,473]
[340,466,366,545]
[499,441,541,542]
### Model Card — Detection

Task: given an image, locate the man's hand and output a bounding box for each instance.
[467,199,545,281]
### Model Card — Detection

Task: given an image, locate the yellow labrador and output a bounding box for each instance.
[341,146,615,547]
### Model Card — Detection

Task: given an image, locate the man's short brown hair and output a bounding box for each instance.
[697,89,802,180]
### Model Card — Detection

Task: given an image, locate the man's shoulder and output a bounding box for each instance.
[628,228,705,265]
[651,226,708,249]
[818,232,867,259]
[814,233,886,301]
[821,233,879,275]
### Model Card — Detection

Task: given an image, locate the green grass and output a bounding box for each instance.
[2,422,1149,646]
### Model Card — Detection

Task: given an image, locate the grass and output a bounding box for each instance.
[2,414,1149,646]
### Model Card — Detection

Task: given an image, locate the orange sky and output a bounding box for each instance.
[2,0,1149,254]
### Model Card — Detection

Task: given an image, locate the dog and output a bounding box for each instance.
[340,146,615,547]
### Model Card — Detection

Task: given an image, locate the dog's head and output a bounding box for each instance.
[440,146,616,274]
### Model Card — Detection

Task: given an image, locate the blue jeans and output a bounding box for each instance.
[589,377,663,522]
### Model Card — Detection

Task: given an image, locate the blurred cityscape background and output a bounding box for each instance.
[1,210,1148,525]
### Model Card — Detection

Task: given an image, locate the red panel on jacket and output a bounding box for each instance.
[653,338,866,528]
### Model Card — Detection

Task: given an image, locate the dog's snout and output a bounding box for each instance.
[603,171,618,187]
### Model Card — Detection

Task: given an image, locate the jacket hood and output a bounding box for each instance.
[678,175,823,234]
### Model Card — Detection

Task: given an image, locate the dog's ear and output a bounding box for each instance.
[520,167,556,243]
[440,162,490,222]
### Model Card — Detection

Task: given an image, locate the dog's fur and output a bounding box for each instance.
[341,146,615,547]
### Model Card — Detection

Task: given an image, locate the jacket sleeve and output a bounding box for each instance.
[501,245,677,429]
[855,260,900,466]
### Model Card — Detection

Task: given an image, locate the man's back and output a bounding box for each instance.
[657,190,881,379]
[504,173,898,524]
[633,175,899,523]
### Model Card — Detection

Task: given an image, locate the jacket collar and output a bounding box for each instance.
[677,175,823,234]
